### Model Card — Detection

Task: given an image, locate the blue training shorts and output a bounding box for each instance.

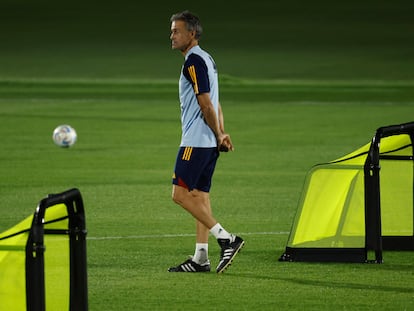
[172,147,219,192]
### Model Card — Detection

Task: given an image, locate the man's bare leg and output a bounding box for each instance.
[172,185,217,230]
[169,185,244,273]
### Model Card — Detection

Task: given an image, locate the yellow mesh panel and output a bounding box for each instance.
[0,203,70,310]
[291,166,365,247]
[44,204,70,310]
[0,215,32,311]
[381,160,414,236]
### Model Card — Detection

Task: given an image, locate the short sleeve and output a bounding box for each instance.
[183,53,210,95]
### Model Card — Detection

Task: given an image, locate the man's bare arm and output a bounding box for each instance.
[197,93,233,151]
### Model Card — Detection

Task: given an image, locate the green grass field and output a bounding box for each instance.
[1,0,414,310]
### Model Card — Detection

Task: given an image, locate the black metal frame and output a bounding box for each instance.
[25,188,88,311]
[364,121,414,263]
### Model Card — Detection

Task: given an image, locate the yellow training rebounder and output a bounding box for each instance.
[280,122,414,263]
[0,188,88,311]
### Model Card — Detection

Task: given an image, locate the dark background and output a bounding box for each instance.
[0,0,413,80]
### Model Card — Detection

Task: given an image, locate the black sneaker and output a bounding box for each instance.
[168,258,211,272]
[216,235,244,273]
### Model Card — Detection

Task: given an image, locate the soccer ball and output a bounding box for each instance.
[52,125,77,148]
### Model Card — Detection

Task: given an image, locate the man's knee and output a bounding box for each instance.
[172,191,180,205]
[172,185,187,205]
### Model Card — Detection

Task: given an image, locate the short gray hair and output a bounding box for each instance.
[170,10,203,40]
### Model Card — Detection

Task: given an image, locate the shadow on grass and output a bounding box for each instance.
[225,272,414,294]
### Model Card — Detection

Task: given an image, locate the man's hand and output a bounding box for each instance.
[217,133,234,152]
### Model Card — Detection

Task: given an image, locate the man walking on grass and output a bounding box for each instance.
[168,10,244,273]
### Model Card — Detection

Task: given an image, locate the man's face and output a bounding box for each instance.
[170,20,194,52]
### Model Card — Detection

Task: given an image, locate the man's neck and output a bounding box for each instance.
[181,41,198,56]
